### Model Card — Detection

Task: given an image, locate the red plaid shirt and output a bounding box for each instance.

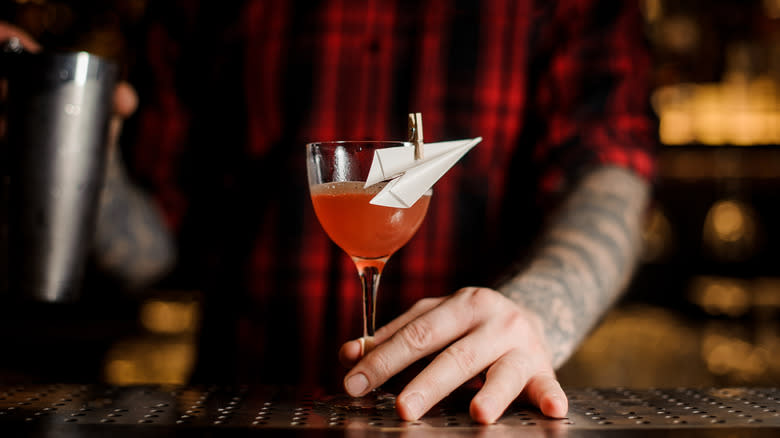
[129,0,656,386]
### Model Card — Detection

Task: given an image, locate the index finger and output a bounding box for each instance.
[343,289,481,397]
[374,296,444,345]
[339,297,444,368]
[0,22,42,53]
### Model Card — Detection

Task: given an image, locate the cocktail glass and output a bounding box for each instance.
[306,141,431,409]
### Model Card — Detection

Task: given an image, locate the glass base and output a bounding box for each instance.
[316,389,396,411]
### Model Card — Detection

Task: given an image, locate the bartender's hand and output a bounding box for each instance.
[0,21,41,52]
[0,21,135,144]
[107,83,138,154]
[339,287,568,424]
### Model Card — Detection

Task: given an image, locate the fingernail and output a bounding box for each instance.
[400,392,424,419]
[344,373,369,396]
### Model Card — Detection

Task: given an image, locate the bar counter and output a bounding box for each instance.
[0,384,778,436]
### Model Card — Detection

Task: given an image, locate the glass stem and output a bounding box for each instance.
[353,258,395,407]
[354,258,386,352]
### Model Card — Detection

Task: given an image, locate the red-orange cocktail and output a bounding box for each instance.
[311,181,430,264]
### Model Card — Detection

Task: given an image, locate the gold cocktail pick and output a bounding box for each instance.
[408,112,424,160]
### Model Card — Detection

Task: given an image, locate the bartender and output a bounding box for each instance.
[0,0,655,425]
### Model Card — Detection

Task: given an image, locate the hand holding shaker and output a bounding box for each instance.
[2,43,118,302]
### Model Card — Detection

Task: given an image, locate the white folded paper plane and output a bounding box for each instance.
[364,137,482,208]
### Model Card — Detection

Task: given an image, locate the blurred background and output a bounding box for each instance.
[1,0,779,388]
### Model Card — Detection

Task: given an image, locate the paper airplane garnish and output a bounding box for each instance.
[364,137,482,208]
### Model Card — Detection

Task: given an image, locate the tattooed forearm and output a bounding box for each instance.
[497,166,650,368]
[93,143,176,288]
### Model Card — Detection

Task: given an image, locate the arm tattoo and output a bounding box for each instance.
[497,166,650,368]
[93,144,176,288]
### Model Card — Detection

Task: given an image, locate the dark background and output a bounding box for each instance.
[1,0,779,388]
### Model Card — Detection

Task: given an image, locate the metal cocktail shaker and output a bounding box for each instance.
[2,49,117,302]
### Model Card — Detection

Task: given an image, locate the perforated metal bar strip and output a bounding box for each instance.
[0,385,778,432]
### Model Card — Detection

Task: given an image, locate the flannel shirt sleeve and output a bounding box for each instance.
[532,0,657,196]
